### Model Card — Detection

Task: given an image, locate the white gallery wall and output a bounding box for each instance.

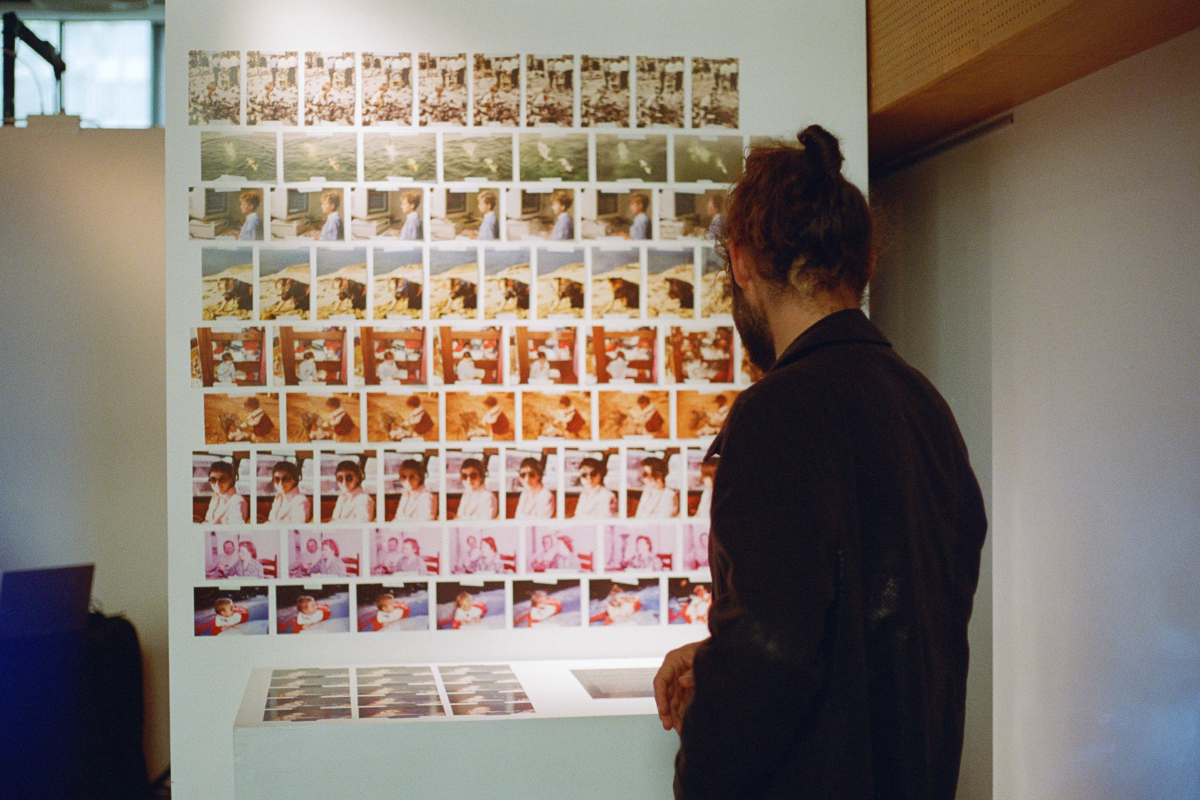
[164,2,867,799]
[871,27,1200,800]
[0,122,170,781]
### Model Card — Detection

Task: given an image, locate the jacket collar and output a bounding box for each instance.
[769,308,890,372]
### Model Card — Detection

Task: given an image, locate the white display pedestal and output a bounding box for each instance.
[234,657,678,800]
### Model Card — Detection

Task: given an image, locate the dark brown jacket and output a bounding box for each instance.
[677,309,986,799]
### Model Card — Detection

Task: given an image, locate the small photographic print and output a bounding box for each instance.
[371,526,440,575]
[473,54,519,126]
[282,132,357,182]
[266,189,325,242]
[449,527,518,575]
[665,326,734,384]
[372,248,423,319]
[683,522,711,569]
[381,451,440,523]
[257,451,314,524]
[522,390,591,441]
[436,581,506,629]
[443,667,534,715]
[188,50,240,125]
[518,133,588,182]
[365,392,438,443]
[200,132,276,181]
[192,327,266,388]
[357,582,429,632]
[277,583,351,634]
[677,389,737,439]
[193,451,251,524]
[528,525,595,571]
[626,449,683,519]
[204,529,279,581]
[203,393,280,444]
[563,448,620,519]
[604,523,674,570]
[362,53,414,125]
[513,579,580,627]
[428,249,480,319]
[361,326,425,385]
[483,248,531,318]
[590,248,641,318]
[273,326,349,386]
[506,448,559,520]
[363,132,437,182]
[525,54,574,127]
[201,248,254,320]
[597,390,669,440]
[189,187,265,241]
[194,586,267,636]
[691,57,739,128]
[444,449,500,520]
[285,391,360,443]
[290,528,363,578]
[589,326,657,384]
[673,134,745,184]
[443,132,514,182]
[636,56,685,128]
[511,326,581,385]
[700,246,731,317]
[432,326,502,385]
[246,51,298,125]
[535,248,586,318]
[315,249,368,319]
[260,253,312,321]
[419,53,467,125]
[507,188,575,241]
[580,56,631,127]
[647,247,695,318]
[594,133,667,182]
[445,392,515,441]
[431,187,494,241]
[667,576,712,625]
[319,453,377,524]
[658,189,725,241]
[305,51,355,125]
[580,188,653,241]
[588,578,659,625]
[351,187,426,240]
[274,187,344,242]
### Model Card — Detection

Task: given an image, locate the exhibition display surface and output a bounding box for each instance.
[165,2,866,797]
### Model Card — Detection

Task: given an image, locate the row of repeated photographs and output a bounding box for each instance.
[189,51,738,129]
[199,243,732,322]
[194,185,732,247]
[195,575,714,637]
[199,523,711,577]
[192,323,753,388]
[194,446,719,524]
[199,387,736,445]
[197,130,751,186]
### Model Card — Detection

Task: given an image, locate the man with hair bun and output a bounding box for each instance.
[654,125,987,800]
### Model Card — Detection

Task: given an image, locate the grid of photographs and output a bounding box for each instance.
[259,664,535,722]
[188,48,757,640]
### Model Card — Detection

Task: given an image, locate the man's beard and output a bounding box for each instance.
[732,279,776,372]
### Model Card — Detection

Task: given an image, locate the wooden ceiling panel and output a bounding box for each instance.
[868,0,1200,171]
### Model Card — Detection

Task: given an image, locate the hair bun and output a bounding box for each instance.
[797,125,844,178]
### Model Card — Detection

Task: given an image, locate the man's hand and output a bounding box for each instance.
[654,638,705,733]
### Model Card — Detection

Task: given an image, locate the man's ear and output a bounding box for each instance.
[728,242,752,288]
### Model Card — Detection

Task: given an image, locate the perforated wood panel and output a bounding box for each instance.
[869,0,1069,111]
[867,0,1200,169]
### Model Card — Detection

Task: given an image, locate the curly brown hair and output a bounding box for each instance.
[718,125,871,299]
